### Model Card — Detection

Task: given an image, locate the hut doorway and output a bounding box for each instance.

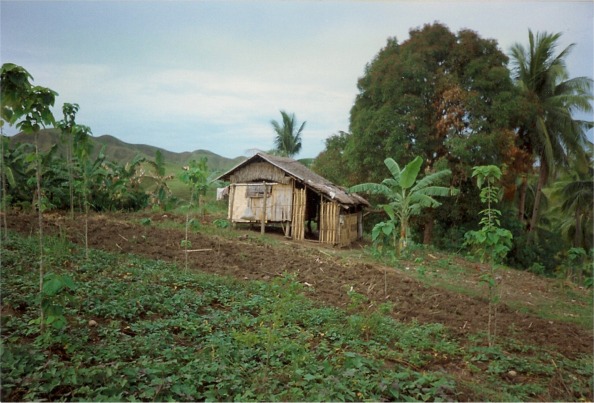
[290,184,321,241]
[304,186,321,240]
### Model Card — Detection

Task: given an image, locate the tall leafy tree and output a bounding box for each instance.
[347,23,519,185]
[271,110,305,158]
[344,24,521,245]
[0,132,13,237]
[510,30,593,235]
[57,103,80,218]
[1,63,57,332]
[72,124,95,258]
[311,131,351,186]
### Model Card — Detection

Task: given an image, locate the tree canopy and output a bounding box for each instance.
[345,23,520,184]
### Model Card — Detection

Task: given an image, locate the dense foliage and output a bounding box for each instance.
[1,232,459,401]
[314,23,593,279]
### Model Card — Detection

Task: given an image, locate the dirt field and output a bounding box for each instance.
[5,211,592,362]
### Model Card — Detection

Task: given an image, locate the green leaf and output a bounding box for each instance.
[382,204,396,221]
[4,166,16,187]
[382,223,394,236]
[62,275,76,290]
[43,277,63,296]
[371,223,383,241]
[383,158,401,181]
[398,156,423,189]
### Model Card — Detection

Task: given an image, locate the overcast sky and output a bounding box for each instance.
[1,1,593,159]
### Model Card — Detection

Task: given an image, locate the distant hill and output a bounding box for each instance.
[7,129,246,173]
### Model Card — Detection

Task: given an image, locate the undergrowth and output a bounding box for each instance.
[1,231,592,401]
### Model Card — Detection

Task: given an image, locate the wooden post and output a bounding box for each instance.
[261,182,267,234]
[227,184,235,223]
[228,184,235,229]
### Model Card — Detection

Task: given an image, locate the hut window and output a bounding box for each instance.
[245,184,269,198]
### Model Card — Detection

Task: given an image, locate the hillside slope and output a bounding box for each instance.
[7,129,245,172]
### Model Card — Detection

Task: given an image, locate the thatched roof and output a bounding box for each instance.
[218,152,370,207]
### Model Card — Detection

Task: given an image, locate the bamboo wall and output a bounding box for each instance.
[229,162,290,184]
[319,201,361,246]
[228,183,293,223]
[339,213,360,246]
[319,201,339,244]
[292,188,306,241]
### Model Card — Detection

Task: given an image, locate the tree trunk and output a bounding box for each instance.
[68,134,74,220]
[574,207,582,249]
[35,136,45,332]
[399,219,407,253]
[528,163,548,235]
[260,182,267,235]
[423,211,434,245]
[518,175,527,225]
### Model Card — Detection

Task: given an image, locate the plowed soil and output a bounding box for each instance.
[5,211,592,361]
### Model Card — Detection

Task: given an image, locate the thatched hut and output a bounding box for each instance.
[217,152,369,246]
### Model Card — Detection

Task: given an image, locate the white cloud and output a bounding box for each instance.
[2,1,592,157]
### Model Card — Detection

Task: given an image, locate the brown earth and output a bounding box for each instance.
[5,211,592,361]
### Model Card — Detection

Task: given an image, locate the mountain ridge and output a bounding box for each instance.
[7,129,246,172]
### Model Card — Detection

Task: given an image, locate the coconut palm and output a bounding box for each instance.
[510,30,593,235]
[548,156,594,250]
[349,156,458,252]
[270,110,305,158]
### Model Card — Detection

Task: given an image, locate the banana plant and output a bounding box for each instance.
[350,156,458,253]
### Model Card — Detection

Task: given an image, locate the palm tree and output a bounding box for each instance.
[349,156,458,252]
[270,110,305,158]
[549,155,594,250]
[510,30,593,235]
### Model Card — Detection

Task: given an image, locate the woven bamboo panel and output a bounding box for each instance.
[320,201,339,245]
[230,162,290,184]
[292,188,306,240]
[339,213,359,246]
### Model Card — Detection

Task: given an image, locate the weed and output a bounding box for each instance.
[213,218,230,229]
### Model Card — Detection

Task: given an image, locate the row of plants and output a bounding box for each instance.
[1,63,221,220]
[1,62,221,342]
[1,231,592,401]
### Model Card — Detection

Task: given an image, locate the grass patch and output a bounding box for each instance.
[357,243,593,330]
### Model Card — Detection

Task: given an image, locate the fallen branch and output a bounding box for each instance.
[183,248,213,253]
[317,249,333,257]
[118,234,129,242]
